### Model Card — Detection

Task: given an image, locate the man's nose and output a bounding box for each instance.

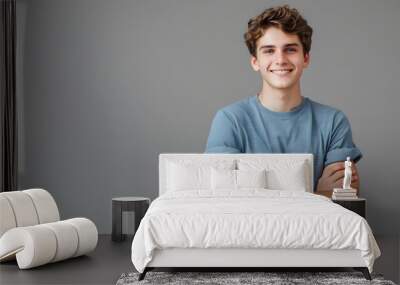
[273,51,288,65]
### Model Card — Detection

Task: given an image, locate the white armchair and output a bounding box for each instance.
[0,189,98,269]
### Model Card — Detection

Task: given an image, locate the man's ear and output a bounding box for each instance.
[303,53,310,68]
[250,55,260,71]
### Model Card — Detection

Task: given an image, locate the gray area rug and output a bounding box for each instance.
[116,271,396,285]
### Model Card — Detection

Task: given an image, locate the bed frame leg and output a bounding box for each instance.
[354,267,371,280]
[138,268,148,281]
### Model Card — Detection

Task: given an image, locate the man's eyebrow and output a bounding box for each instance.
[285,43,300,47]
[284,43,300,48]
[258,43,300,50]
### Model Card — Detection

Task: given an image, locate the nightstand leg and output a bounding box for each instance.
[134,206,141,234]
[112,202,124,241]
[134,201,149,234]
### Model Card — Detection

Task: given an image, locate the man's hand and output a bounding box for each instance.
[316,161,359,197]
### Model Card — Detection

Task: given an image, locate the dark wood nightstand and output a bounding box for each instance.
[332,198,366,218]
[112,197,150,242]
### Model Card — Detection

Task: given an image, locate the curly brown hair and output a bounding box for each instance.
[244,5,313,57]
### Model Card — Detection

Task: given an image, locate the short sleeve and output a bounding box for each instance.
[205,110,241,153]
[325,111,362,165]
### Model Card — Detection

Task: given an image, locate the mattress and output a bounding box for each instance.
[131,189,380,273]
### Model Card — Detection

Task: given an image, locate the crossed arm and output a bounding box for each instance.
[315,161,360,198]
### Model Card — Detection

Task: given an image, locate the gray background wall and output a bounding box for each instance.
[16,0,400,234]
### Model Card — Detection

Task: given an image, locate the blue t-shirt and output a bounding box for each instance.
[205,95,362,191]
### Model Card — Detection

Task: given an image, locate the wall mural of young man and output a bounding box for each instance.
[205,5,361,197]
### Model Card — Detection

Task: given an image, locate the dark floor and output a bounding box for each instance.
[0,235,133,285]
[0,235,398,285]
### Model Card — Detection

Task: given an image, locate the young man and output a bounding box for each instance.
[205,5,362,196]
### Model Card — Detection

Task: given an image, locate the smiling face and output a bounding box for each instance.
[250,26,310,92]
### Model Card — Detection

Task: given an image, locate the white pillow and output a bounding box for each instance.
[211,168,267,190]
[166,160,235,191]
[211,168,236,189]
[237,169,267,188]
[238,159,309,191]
[267,163,307,191]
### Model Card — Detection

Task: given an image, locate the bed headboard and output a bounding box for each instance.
[159,153,314,196]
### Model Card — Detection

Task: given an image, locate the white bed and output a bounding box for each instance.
[131,154,380,280]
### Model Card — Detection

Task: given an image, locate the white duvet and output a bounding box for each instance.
[131,189,380,273]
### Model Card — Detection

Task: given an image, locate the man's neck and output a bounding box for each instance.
[258,83,303,112]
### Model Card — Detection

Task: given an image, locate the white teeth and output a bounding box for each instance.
[271,69,292,74]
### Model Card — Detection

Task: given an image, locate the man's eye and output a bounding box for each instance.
[263,49,274,54]
[286,48,297,53]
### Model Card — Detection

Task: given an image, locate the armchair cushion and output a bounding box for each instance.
[0,189,97,269]
[0,218,98,269]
